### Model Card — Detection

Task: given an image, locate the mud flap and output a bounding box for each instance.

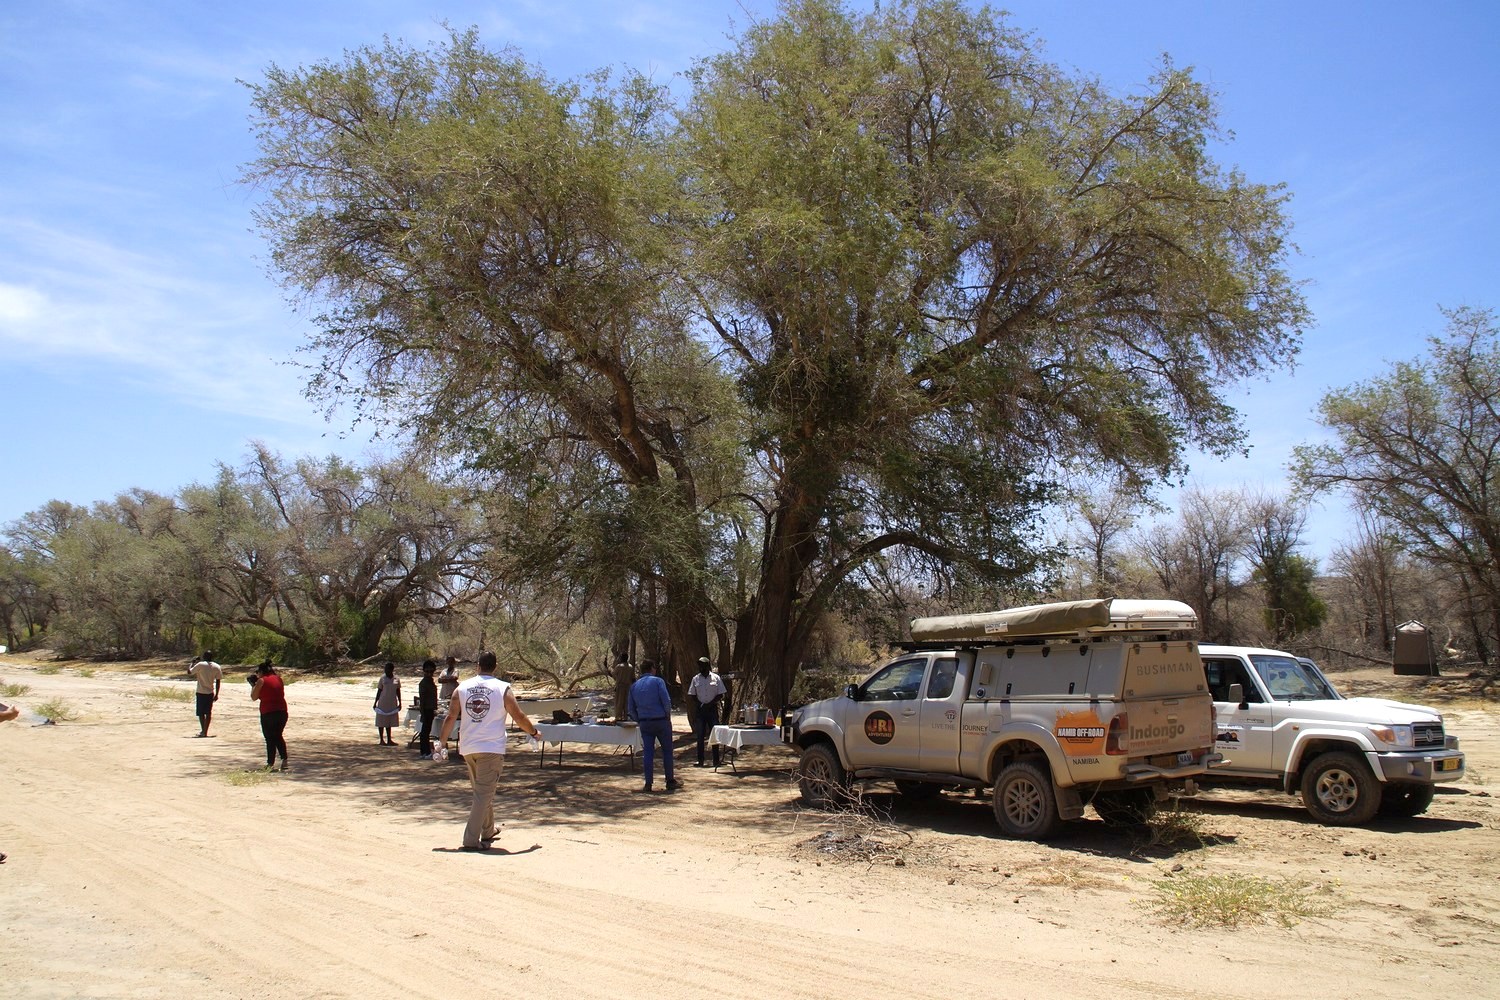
[1056,785,1085,821]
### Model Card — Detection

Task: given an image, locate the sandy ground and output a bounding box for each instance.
[1,655,1496,1000]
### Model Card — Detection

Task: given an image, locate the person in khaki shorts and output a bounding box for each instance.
[188,651,223,737]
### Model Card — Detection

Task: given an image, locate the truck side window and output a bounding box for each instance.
[926,658,958,700]
[1204,658,1263,704]
[862,659,928,701]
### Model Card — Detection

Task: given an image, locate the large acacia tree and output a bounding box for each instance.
[1296,306,1500,663]
[247,0,1304,704]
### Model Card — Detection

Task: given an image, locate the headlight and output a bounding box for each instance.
[1370,725,1414,749]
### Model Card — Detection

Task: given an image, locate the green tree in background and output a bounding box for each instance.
[177,445,491,663]
[1245,492,1326,642]
[246,0,1305,703]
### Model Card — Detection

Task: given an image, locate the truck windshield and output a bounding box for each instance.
[1249,654,1338,701]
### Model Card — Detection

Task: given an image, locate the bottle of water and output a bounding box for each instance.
[432,746,449,763]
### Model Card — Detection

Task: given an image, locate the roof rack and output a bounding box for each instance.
[908,598,1197,644]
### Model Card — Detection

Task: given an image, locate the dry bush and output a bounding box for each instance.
[1140,871,1339,928]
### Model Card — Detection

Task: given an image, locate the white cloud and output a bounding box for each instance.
[0,283,47,324]
[0,215,318,423]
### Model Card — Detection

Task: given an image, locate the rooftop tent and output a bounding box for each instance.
[909,598,1198,643]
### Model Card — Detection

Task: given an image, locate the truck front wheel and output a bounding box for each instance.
[1300,751,1381,825]
[1378,782,1435,818]
[798,743,848,808]
[992,761,1062,840]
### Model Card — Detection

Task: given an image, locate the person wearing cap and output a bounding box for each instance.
[687,655,727,768]
[626,660,680,793]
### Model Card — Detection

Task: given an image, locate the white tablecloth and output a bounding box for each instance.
[404,709,455,738]
[535,723,643,749]
[709,725,784,750]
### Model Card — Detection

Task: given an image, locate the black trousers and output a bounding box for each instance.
[694,701,721,765]
[260,710,288,766]
[418,709,436,755]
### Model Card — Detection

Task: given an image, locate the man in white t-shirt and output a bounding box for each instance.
[188,651,223,738]
[438,651,544,851]
[687,656,727,768]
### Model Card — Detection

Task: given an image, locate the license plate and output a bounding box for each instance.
[1177,751,1196,766]
[1437,758,1460,771]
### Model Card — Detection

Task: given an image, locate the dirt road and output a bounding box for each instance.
[1,657,1495,999]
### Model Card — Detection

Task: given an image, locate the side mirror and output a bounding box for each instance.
[844,683,860,701]
[1228,682,1245,707]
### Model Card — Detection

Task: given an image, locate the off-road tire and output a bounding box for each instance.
[992,761,1062,840]
[1377,782,1436,818]
[894,779,943,801]
[798,743,848,807]
[1092,789,1158,827]
[1300,751,1381,825]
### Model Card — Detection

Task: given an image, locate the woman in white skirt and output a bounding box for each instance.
[374,662,403,745]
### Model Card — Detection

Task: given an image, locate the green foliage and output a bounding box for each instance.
[1,681,31,697]
[1257,553,1328,638]
[377,625,428,665]
[193,624,294,668]
[245,2,1304,704]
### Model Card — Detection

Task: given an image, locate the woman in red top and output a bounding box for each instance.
[250,660,289,771]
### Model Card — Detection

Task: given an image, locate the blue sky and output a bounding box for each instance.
[2,0,1496,565]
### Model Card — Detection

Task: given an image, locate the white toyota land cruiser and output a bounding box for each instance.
[1198,644,1465,824]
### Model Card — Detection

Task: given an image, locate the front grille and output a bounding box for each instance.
[1413,721,1445,749]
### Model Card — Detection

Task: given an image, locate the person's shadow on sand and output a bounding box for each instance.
[431,844,542,856]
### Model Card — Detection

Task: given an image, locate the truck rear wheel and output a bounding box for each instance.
[1378,782,1435,818]
[992,761,1062,840]
[798,743,848,808]
[1300,751,1381,825]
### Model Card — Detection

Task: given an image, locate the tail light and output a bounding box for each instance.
[1105,714,1128,755]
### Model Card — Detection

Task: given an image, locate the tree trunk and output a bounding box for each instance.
[736,498,822,710]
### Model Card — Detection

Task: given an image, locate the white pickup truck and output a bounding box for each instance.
[791,599,1221,840]
[1199,644,1465,824]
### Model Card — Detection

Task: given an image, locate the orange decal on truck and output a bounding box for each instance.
[1054,708,1107,755]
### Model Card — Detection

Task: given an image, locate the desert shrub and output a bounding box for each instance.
[144,686,194,704]
[1140,872,1338,928]
[34,698,79,722]
[1,681,31,697]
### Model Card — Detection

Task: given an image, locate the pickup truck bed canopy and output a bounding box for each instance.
[909,598,1197,642]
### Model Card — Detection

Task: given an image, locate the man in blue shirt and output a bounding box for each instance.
[626,660,680,793]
